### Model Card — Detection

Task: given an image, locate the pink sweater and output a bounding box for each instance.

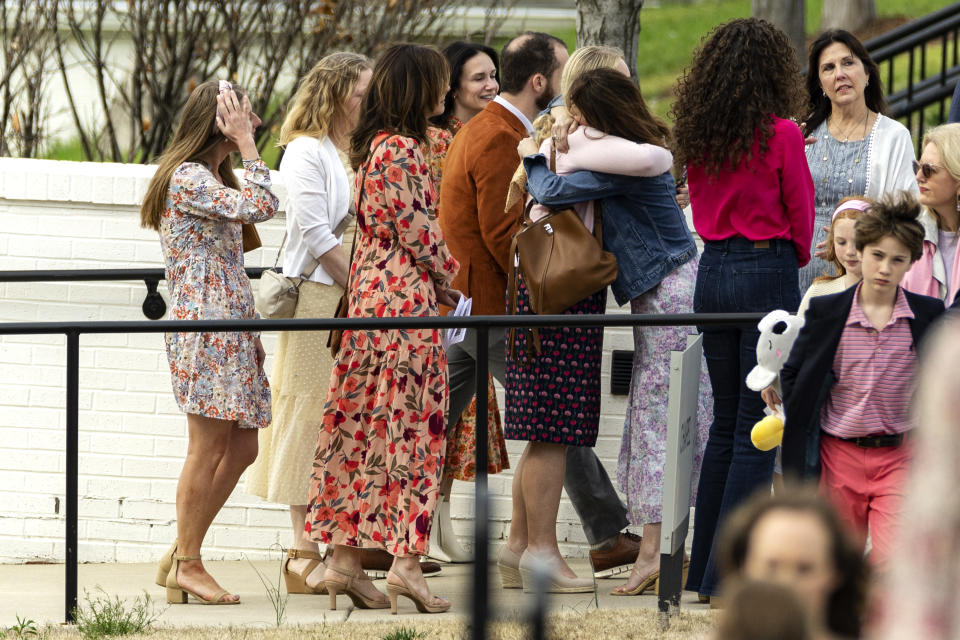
[687,116,814,267]
[530,127,674,231]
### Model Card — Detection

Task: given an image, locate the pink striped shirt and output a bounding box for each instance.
[820,283,917,438]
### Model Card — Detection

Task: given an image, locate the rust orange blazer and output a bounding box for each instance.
[438,101,527,317]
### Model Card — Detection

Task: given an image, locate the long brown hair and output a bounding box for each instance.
[348,44,448,170]
[140,81,245,230]
[671,18,806,174]
[278,52,372,146]
[567,68,671,147]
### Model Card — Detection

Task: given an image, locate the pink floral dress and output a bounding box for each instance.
[160,159,278,429]
[307,134,459,555]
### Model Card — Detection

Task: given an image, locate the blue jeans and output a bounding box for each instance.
[685,238,800,596]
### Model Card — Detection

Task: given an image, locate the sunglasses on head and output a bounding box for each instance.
[913,160,944,179]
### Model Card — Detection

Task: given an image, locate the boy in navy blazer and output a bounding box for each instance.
[781,194,944,565]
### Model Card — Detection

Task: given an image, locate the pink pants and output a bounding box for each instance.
[819,434,911,565]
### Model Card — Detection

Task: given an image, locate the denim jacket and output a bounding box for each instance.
[523,154,697,305]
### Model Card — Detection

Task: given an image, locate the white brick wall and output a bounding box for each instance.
[0,157,636,564]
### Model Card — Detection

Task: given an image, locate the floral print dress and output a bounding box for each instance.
[160,159,278,429]
[307,133,459,555]
[426,118,510,481]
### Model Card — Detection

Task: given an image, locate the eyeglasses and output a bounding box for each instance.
[913,160,946,179]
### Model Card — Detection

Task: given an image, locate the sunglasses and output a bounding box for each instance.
[913,160,945,179]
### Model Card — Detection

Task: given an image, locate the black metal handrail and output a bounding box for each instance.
[0,268,272,320]
[864,2,960,151]
[0,311,766,638]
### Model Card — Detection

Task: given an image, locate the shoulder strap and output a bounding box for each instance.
[342,134,392,294]
[273,230,287,270]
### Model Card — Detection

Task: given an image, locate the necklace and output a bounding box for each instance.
[827,109,870,142]
[819,112,872,187]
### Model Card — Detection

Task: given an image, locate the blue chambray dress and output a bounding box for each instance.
[800,120,870,292]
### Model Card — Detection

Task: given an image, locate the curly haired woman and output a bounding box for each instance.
[671,17,815,601]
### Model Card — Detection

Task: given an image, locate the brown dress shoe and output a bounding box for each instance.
[359,548,441,577]
[589,531,642,578]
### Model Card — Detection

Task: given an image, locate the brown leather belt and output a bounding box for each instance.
[823,432,907,448]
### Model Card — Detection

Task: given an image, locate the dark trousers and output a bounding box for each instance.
[446,328,629,546]
[686,238,800,596]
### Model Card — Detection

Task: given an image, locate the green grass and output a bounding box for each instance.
[552,0,953,121]
[71,588,162,639]
[40,0,952,162]
[45,137,89,162]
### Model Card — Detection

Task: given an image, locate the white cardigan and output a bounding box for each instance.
[279,135,350,285]
[864,114,919,200]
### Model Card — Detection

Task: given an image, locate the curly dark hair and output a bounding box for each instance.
[717,487,867,639]
[804,30,888,136]
[671,18,806,174]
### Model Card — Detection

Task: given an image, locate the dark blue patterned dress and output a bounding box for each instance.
[503,278,606,447]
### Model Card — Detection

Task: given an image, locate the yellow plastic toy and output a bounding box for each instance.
[751,414,784,451]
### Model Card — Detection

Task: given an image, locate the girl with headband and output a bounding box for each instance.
[761,196,875,414]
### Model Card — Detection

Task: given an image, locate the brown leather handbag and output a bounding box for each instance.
[507,151,617,358]
[241,223,262,252]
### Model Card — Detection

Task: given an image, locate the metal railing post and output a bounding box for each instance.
[472,327,490,640]
[65,330,79,622]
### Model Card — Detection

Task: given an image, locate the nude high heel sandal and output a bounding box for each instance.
[165,554,239,605]
[323,565,390,610]
[385,570,451,615]
[282,549,328,595]
[518,551,594,594]
[154,539,177,587]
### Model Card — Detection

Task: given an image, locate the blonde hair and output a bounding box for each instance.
[531,45,624,145]
[920,123,960,230]
[140,80,243,230]
[559,45,623,96]
[278,52,373,147]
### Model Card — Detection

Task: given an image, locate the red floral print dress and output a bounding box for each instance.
[426,119,510,481]
[307,133,459,555]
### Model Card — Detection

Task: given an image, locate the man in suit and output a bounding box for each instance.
[438,31,639,578]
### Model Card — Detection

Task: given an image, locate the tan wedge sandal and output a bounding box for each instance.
[283,549,328,595]
[385,570,451,615]
[323,565,390,610]
[154,539,177,587]
[165,554,239,605]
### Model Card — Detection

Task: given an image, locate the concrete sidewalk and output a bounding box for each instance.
[0,558,709,628]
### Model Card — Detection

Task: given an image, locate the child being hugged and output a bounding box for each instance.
[780,193,945,565]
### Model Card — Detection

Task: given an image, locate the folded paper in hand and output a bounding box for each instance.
[443,296,472,350]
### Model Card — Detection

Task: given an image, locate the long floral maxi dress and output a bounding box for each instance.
[426,121,509,480]
[306,133,460,555]
[616,259,712,525]
[160,159,278,429]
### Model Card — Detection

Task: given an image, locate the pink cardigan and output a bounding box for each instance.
[902,241,960,304]
[902,210,960,305]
